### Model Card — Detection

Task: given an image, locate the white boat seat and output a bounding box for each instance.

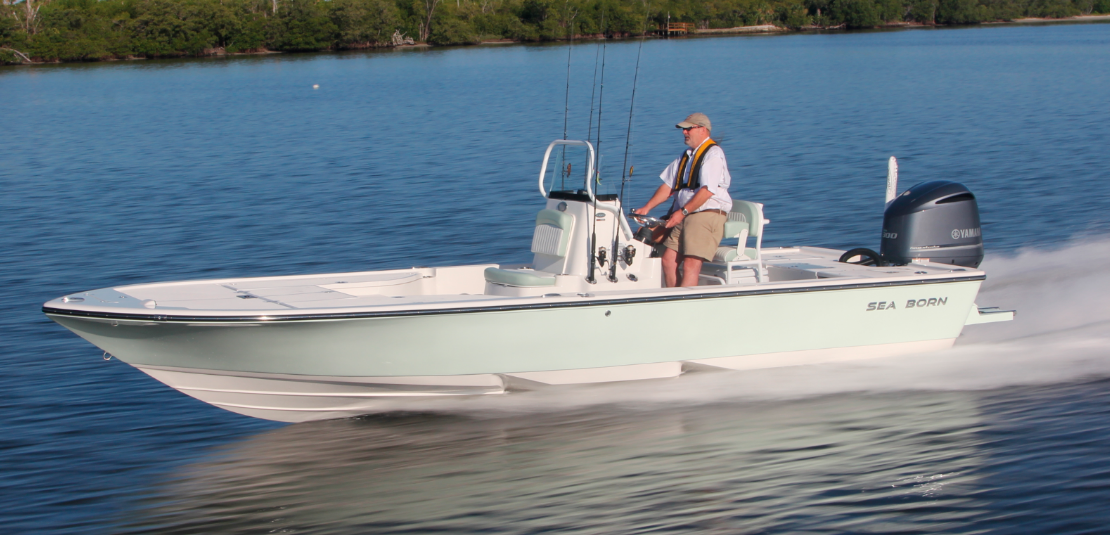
[486,208,574,290]
[483,267,557,287]
[529,207,578,277]
[712,247,760,264]
[531,209,574,258]
[702,199,769,284]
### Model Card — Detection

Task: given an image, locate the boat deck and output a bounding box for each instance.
[46,247,980,319]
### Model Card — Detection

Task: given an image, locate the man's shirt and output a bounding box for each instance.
[658,138,733,213]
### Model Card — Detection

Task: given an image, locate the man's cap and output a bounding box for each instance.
[676,113,711,132]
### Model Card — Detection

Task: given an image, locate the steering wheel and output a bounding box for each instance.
[628,212,664,228]
[838,248,883,266]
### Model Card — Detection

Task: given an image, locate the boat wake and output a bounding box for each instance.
[372,237,1110,416]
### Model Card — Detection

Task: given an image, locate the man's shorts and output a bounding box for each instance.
[663,210,727,261]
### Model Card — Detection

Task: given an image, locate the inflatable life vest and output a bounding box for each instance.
[672,139,719,192]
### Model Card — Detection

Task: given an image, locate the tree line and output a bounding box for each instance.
[2,0,1107,64]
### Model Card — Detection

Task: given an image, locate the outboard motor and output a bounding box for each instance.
[880,181,984,268]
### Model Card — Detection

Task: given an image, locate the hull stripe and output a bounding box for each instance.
[43,274,985,323]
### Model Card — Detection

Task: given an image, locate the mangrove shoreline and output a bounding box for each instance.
[2,0,1108,66]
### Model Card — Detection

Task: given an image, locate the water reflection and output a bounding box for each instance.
[124,391,988,533]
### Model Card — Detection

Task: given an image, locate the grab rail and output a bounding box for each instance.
[537,139,633,241]
[538,140,596,201]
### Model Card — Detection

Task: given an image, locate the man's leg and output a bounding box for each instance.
[680,256,704,287]
[661,247,679,288]
[676,211,725,287]
[660,223,684,288]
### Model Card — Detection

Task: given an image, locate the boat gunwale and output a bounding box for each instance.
[43,274,986,323]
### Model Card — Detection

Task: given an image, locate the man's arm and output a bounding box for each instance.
[633,184,674,215]
[664,186,714,228]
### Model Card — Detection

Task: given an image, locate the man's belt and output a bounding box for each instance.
[695,209,728,216]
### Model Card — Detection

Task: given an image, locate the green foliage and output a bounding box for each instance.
[775,0,811,28]
[29,0,127,60]
[227,15,271,52]
[979,0,1022,20]
[471,10,529,40]
[130,0,216,56]
[1029,0,1081,16]
[331,0,401,46]
[906,0,937,21]
[274,0,338,50]
[831,0,881,27]
[875,0,903,20]
[936,0,983,23]
[0,0,1105,64]
[0,6,20,42]
[429,12,479,43]
[0,49,19,65]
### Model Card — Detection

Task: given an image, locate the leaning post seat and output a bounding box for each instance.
[530,209,574,260]
[701,200,769,284]
[484,209,575,289]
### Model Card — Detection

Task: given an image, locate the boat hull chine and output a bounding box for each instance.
[688,338,955,370]
[129,335,958,423]
[136,365,507,423]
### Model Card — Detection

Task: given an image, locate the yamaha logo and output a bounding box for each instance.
[951,228,981,240]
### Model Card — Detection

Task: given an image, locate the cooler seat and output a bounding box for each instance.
[701,200,769,284]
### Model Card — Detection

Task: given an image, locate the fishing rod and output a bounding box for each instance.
[583,32,600,204]
[562,29,571,141]
[594,19,607,179]
[609,1,652,283]
[585,43,600,143]
[560,6,573,191]
[589,9,610,283]
[585,7,607,284]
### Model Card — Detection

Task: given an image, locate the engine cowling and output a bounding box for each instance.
[880,181,984,268]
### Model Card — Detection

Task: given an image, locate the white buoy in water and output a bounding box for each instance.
[313,84,319,89]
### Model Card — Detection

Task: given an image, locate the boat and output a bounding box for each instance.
[43,140,1014,423]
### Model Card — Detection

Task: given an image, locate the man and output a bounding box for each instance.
[633,113,732,287]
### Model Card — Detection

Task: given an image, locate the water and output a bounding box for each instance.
[3,23,1110,533]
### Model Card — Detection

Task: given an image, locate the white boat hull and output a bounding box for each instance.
[49,278,981,375]
[48,269,986,422]
[131,338,954,422]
